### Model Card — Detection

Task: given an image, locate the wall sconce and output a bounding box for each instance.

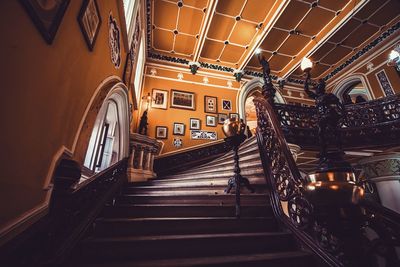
[189,61,200,74]
[387,44,400,72]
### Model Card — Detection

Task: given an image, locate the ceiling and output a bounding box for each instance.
[148,0,400,81]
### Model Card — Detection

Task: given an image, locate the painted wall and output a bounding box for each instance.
[140,65,240,154]
[0,0,129,243]
[328,34,400,98]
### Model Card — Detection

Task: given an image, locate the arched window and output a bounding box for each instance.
[333,75,373,104]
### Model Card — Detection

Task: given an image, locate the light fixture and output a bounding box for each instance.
[387,44,400,72]
[300,57,313,72]
[255,48,262,55]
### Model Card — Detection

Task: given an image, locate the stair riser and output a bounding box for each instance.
[93,218,278,237]
[79,234,295,261]
[143,175,266,187]
[102,205,273,218]
[161,163,264,181]
[123,185,268,195]
[116,194,269,205]
[178,154,262,175]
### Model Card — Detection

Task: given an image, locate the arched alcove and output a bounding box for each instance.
[238,78,285,132]
[333,74,373,104]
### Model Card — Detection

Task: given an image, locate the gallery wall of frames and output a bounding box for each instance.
[141,74,240,154]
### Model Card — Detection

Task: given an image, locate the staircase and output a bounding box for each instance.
[70,137,317,266]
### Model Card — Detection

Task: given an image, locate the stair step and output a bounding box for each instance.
[101,204,272,218]
[123,184,268,194]
[164,159,263,178]
[78,232,295,262]
[116,193,269,205]
[73,251,313,267]
[93,217,278,237]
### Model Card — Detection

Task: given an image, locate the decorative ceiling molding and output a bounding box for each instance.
[193,0,218,61]
[238,0,290,70]
[323,21,400,81]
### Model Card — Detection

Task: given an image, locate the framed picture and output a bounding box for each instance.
[151,89,168,109]
[171,90,195,110]
[19,0,70,44]
[173,123,185,135]
[191,130,217,140]
[155,126,168,139]
[222,99,232,111]
[229,113,240,121]
[204,96,217,113]
[78,0,101,51]
[190,118,201,130]
[218,113,228,124]
[206,115,217,127]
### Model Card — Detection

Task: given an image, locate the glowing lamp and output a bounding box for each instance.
[255,48,262,55]
[300,57,313,72]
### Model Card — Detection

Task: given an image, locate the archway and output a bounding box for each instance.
[238,78,285,132]
[333,74,373,104]
[82,82,130,175]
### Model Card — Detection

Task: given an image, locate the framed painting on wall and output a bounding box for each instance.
[206,115,217,127]
[78,0,102,51]
[171,90,195,110]
[155,126,168,139]
[173,123,185,136]
[19,0,71,44]
[218,113,228,124]
[204,96,217,113]
[222,99,232,111]
[151,89,168,109]
[190,118,201,130]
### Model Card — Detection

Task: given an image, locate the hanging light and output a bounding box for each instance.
[301,57,313,72]
[255,48,262,55]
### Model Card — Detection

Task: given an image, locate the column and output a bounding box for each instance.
[138,146,144,170]
[145,148,152,170]
[359,154,400,213]
[129,145,136,168]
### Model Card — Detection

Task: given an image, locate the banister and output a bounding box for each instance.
[254,95,400,266]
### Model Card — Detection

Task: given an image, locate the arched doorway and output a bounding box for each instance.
[333,75,373,104]
[238,78,285,132]
[83,83,130,174]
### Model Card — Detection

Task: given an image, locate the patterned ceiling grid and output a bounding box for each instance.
[151,0,209,58]
[288,0,400,80]
[199,0,277,67]
[246,0,351,75]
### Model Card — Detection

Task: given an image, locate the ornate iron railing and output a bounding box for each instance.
[274,94,400,149]
[255,96,400,266]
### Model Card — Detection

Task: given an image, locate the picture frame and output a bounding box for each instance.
[171,90,195,110]
[173,123,185,136]
[218,113,228,124]
[206,115,217,127]
[155,126,168,139]
[229,113,240,121]
[78,0,102,51]
[204,96,218,113]
[151,89,168,110]
[19,0,70,44]
[222,99,232,111]
[190,118,201,130]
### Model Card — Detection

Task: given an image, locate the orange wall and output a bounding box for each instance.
[140,67,240,154]
[0,0,129,241]
[327,35,400,97]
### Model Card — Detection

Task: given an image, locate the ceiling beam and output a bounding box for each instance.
[280,0,369,79]
[238,0,290,70]
[193,0,219,61]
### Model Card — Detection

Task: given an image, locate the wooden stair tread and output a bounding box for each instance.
[73,251,312,267]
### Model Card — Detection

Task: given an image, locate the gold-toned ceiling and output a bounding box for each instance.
[149,0,400,80]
